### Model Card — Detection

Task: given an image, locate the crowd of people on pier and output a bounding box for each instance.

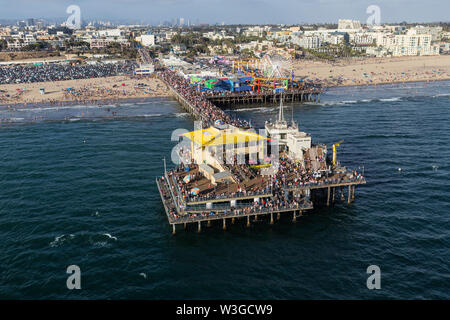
[157,68,251,128]
[168,163,272,204]
[167,155,364,207]
[0,61,137,84]
[172,196,304,223]
[274,154,363,189]
[161,156,365,223]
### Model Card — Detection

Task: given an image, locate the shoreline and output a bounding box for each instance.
[324,77,450,89]
[0,75,171,108]
[1,77,448,109]
[293,55,450,88]
[1,55,449,108]
[0,95,173,110]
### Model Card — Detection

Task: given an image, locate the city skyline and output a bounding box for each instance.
[0,0,449,25]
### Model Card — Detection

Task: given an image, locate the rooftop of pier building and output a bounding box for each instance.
[180,125,271,170]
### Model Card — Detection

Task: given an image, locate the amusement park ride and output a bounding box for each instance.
[231,55,303,92]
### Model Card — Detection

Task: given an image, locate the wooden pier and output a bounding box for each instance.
[206,90,322,109]
[155,70,366,234]
[157,76,205,121]
[157,174,366,234]
[157,177,313,234]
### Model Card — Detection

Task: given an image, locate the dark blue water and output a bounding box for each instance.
[0,81,449,299]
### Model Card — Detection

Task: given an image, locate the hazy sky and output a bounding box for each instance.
[0,0,448,24]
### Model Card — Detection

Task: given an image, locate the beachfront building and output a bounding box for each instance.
[349,32,376,46]
[303,29,349,46]
[409,26,443,42]
[365,46,390,57]
[376,33,440,56]
[291,35,322,49]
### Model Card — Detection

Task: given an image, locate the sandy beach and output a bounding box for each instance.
[293,55,450,87]
[0,75,170,106]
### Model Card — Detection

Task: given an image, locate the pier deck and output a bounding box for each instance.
[206,90,322,108]
[158,76,205,121]
[157,177,314,234]
[155,67,365,233]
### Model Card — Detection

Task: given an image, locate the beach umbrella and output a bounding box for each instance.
[183,175,191,183]
[190,187,200,196]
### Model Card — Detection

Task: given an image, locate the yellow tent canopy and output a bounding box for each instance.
[181,126,269,147]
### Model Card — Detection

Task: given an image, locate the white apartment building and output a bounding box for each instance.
[7,32,37,49]
[202,31,234,41]
[350,32,375,45]
[243,26,271,37]
[375,33,439,56]
[409,26,443,41]
[375,33,397,48]
[291,35,322,49]
[97,29,124,38]
[238,40,272,52]
[391,34,439,56]
[136,34,155,47]
[89,38,130,49]
[303,30,348,45]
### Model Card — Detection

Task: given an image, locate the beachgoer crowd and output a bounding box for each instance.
[0,61,137,84]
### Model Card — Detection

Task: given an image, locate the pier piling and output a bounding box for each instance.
[270,213,274,225]
[198,221,202,233]
[327,186,331,207]
[347,186,351,205]
[223,218,227,230]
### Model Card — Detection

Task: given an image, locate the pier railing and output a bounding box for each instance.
[169,201,313,224]
[185,189,273,205]
[283,176,366,191]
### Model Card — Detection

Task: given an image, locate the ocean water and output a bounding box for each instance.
[0,81,449,299]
